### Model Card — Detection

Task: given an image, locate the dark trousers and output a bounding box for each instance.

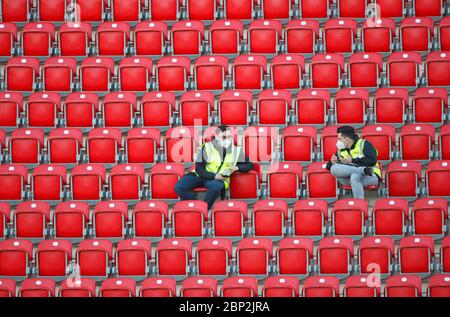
[174,173,225,210]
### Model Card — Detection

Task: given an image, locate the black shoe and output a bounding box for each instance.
[363,167,373,176]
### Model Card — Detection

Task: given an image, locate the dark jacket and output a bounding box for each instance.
[326,136,378,170]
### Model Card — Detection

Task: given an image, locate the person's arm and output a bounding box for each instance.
[195,146,216,179]
[351,140,378,167]
[326,151,339,170]
[235,150,254,172]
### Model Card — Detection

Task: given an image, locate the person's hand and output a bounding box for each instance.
[230,166,239,172]
[215,174,225,180]
[341,157,352,164]
[331,155,338,164]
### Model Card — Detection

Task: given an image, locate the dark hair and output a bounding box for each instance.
[337,125,357,140]
[216,125,230,134]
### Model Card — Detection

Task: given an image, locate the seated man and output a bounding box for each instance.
[175,125,254,210]
[326,125,381,199]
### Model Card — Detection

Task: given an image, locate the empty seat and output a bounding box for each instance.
[181,277,218,297]
[63,92,99,129]
[411,198,448,236]
[0,22,18,57]
[302,276,340,297]
[387,52,422,88]
[398,236,434,275]
[118,57,153,92]
[47,128,83,164]
[218,90,253,126]
[76,239,113,277]
[37,0,68,22]
[371,198,409,236]
[413,0,444,16]
[306,162,338,200]
[292,199,328,237]
[261,0,292,19]
[116,238,151,277]
[87,128,122,164]
[256,89,292,126]
[134,21,168,56]
[331,198,368,237]
[412,88,448,125]
[209,20,244,55]
[26,92,61,128]
[337,0,368,17]
[194,56,229,91]
[271,54,305,90]
[343,275,380,297]
[358,236,395,275]
[439,125,450,160]
[400,17,434,52]
[35,240,72,277]
[125,128,160,164]
[31,164,66,201]
[80,57,115,92]
[156,238,192,276]
[299,0,330,18]
[139,277,177,297]
[141,92,176,128]
[317,237,354,275]
[229,162,262,200]
[92,201,128,238]
[399,124,435,162]
[96,22,130,56]
[19,278,55,297]
[21,22,55,57]
[196,238,232,276]
[111,0,143,22]
[223,0,255,19]
[375,0,404,18]
[0,239,33,278]
[266,163,303,199]
[14,201,50,239]
[99,278,136,297]
[310,53,345,89]
[284,19,319,54]
[211,200,248,238]
[42,57,76,92]
[362,124,396,163]
[54,201,90,239]
[281,126,317,163]
[244,126,278,162]
[102,92,137,128]
[109,164,145,201]
[362,17,395,53]
[323,19,357,53]
[150,0,181,21]
[348,53,383,88]
[59,278,96,297]
[426,52,450,87]
[248,19,283,54]
[0,278,16,297]
[276,237,314,275]
[74,0,107,21]
[385,161,422,199]
[186,0,218,20]
[221,276,258,297]
[0,165,28,201]
[426,160,450,198]
[4,57,40,92]
[296,89,330,126]
[439,17,450,50]
[441,236,450,273]
[70,164,106,201]
[236,238,273,276]
[179,91,215,127]
[58,22,92,57]
[263,276,299,297]
[132,200,168,238]
[373,88,409,125]
[427,274,450,297]
[385,275,422,297]
[252,199,288,237]
[165,127,199,163]
[172,200,208,238]
[171,21,205,56]
[149,163,185,200]
[1,0,32,22]
[334,88,369,126]
[0,92,23,128]
[156,56,191,92]
[232,55,267,90]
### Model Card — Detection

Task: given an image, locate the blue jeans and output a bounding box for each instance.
[174,173,225,210]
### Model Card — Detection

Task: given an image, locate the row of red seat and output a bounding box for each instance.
[2,274,449,297]
[2,0,448,24]
[0,196,448,240]
[0,235,449,279]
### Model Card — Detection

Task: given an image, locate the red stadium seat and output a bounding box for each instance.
[74,0,107,22]
[373,88,409,125]
[21,22,55,57]
[310,53,344,89]
[125,128,160,164]
[209,20,244,55]
[306,162,338,200]
[285,19,320,54]
[439,125,450,160]
[0,92,23,128]
[42,57,76,92]
[0,239,33,278]
[375,0,404,18]
[186,0,218,20]
[229,162,262,200]
[266,163,303,199]
[141,92,176,128]
[48,128,83,164]
[102,92,137,128]
[331,198,368,237]
[426,160,450,198]
[387,52,422,88]
[132,200,168,238]
[96,22,130,56]
[99,278,136,297]
[348,53,383,88]
[337,0,367,18]
[323,19,357,53]
[35,240,72,277]
[1,0,32,22]
[156,56,191,92]
[19,278,55,297]
[0,165,28,201]
[14,201,50,239]
[134,21,168,56]
[80,57,114,92]
[261,0,292,19]
[299,0,330,18]
[9,128,44,164]
[111,0,143,22]
[426,52,450,87]
[0,203,10,239]
[116,238,151,277]
[4,57,40,92]
[362,124,396,163]
[439,17,450,51]
[292,199,328,237]
[92,201,128,238]
[87,128,122,164]
[256,89,292,126]
[427,274,450,297]
[181,277,218,297]
[194,56,229,91]
[31,165,66,201]
[317,237,353,275]
[362,18,395,53]
[413,0,444,17]
[441,236,450,273]
[411,198,448,236]
[412,88,448,125]
[150,0,181,21]
[221,276,258,297]
[276,237,314,275]
[248,19,282,54]
[109,164,145,201]
[70,164,106,201]
[244,126,278,162]
[171,21,205,56]
[296,89,330,126]
[76,239,113,277]
[399,124,435,162]
[358,236,395,275]
[0,278,16,297]
[0,22,18,57]
[271,54,305,90]
[400,17,434,52]
[371,198,409,236]
[164,127,199,163]
[179,91,215,127]
[281,126,317,163]
[398,236,434,275]
[149,163,185,200]
[118,57,152,92]
[26,92,61,128]
[59,278,96,297]
[385,161,422,199]
[232,55,267,90]
[139,277,177,297]
[343,275,380,297]
[236,238,273,276]
[212,200,248,238]
[263,276,299,297]
[334,88,369,126]
[223,0,255,19]
[252,199,288,237]
[302,276,340,297]
[58,22,92,57]
[54,201,90,239]
[156,238,192,276]
[172,200,208,238]
[63,93,99,129]
[37,0,69,22]
[218,90,253,126]
[196,238,232,276]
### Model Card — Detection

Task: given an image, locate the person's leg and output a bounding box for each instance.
[330,163,365,178]
[174,174,202,201]
[361,175,380,188]
[336,177,351,186]
[330,164,368,199]
[203,179,225,210]
[349,172,365,199]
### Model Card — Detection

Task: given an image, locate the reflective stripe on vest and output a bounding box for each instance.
[338,139,381,178]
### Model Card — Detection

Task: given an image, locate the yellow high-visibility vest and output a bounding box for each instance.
[338,138,382,178]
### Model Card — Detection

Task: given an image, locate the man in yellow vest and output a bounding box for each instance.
[326,126,381,199]
[174,125,254,209]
